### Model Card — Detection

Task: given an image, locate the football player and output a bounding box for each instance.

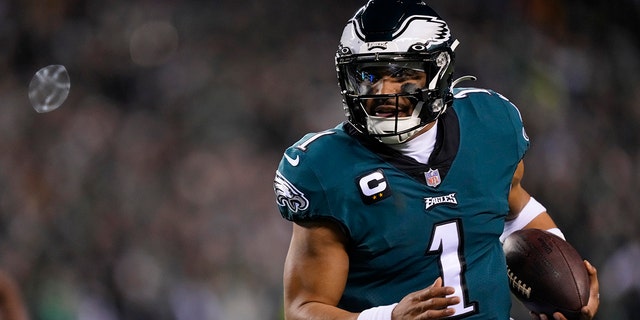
[273,1,600,319]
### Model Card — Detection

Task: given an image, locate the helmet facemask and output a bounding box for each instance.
[337,48,455,144]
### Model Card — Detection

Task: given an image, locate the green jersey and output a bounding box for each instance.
[274,88,530,319]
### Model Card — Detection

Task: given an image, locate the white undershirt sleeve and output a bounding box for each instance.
[500,197,546,243]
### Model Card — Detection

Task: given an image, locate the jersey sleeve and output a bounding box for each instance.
[453,88,530,161]
[273,133,332,222]
[492,91,530,160]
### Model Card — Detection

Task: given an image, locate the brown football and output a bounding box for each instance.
[503,229,590,319]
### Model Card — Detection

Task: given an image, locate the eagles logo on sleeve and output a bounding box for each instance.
[274,170,309,213]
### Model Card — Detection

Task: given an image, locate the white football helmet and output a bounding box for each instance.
[336,0,458,144]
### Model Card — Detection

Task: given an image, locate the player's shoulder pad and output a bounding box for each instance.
[274,125,348,221]
[453,87,511,104]
[281,125,352,167]
[452,87,529,155]
[453,87,524,121]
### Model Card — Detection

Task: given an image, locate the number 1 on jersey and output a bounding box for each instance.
[427,220,478,317]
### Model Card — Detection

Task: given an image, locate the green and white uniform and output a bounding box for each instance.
[274,88,530,319]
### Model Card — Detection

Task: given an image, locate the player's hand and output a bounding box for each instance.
[530,260,599,320]
[578,260,600,319]
[391,277,460,320]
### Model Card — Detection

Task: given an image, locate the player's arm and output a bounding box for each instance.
[283,219,357,320]
[506,160,558,232]
[506,160,600,320]
[284,220,460,320]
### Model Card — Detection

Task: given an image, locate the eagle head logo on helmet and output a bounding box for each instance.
[336,0,458,144]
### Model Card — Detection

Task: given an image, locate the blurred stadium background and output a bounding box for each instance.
[0,0,638,319]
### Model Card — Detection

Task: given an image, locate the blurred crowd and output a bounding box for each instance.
[0,0,638,319]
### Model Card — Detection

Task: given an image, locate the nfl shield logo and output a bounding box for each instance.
[425,168,441,187]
